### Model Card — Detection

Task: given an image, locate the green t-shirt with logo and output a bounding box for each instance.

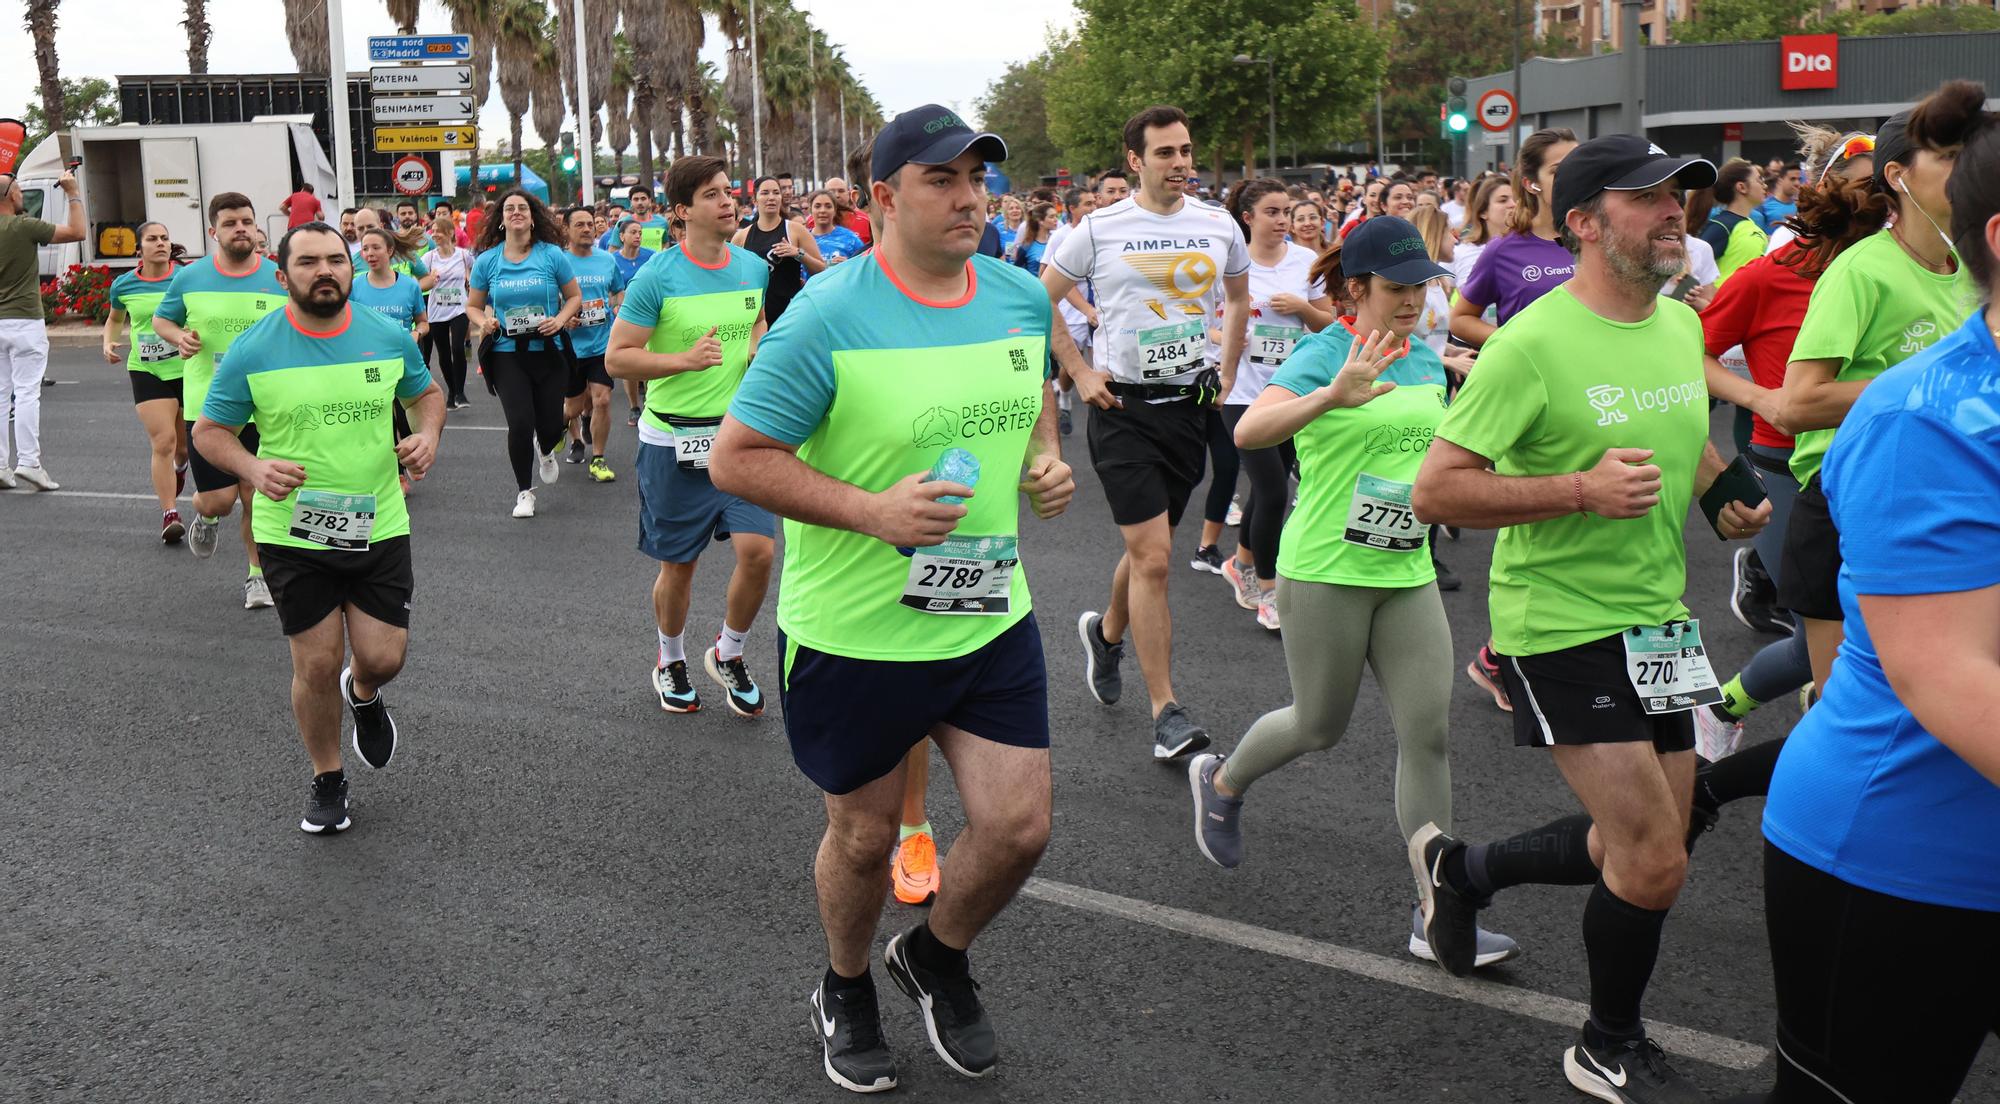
[728,253,1053,662]
[1268,326,1449,588]
[202,305,433,551]
[616,243,769,436]
[1436,287,1710,657]
[108,269,183,380]
[154,255,287,422]
[1788,229,1976,488]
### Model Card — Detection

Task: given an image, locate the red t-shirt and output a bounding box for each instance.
[1700,245,1815,449]
[464,206,487,245]
[840,209,872,246]
[283,190,323,228]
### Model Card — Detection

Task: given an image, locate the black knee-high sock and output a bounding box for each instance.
[1582,880,1669,1041]
[1696,737,1788,809]
[1446,813,1600,898]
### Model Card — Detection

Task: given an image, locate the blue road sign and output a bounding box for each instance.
[367,34,472,62]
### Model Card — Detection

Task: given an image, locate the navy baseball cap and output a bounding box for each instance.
[871,104,1008,184]
[1552,135,1716,227]
[1341,216,1452,285]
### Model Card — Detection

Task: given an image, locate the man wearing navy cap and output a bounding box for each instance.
[1410,135,1771,1103]
[712,103,1075,1094]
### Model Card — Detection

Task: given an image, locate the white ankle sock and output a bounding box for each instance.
[657,630,684,667]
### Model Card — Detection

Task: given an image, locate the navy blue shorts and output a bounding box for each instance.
[778,613,1051,795]
[635,439,775,563]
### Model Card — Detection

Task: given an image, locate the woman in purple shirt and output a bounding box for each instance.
[1449,128,1578,349]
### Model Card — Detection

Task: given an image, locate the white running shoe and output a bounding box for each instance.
[538,448,560,485]
[0,467,17,490]
[244,575,274,610]
[1255,595,1280,632]
[14,466,59,491]
[512,490,536,518]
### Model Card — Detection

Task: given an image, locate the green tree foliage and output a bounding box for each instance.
[1672,0,2000,42]
[1043,0,1386,179]
[975,37,1071,184]
[22,77,119,150]
[1379,0,1566,167]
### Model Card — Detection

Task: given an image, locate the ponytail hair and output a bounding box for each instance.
[1508,127,1578,236]
[1227,177,1288,238]
[1778,172,1892,279]
[1908,78,2000,286]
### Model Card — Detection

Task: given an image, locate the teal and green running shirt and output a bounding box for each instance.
[348,270,427,333]
[616,243,768,441]
[203,305,433,552]
[729,252,1053,662]
[1267,324,1449,589]
[154,254,286,422]
[108,269,182,380]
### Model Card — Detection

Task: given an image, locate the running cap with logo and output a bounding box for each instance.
[871,104,1008,184]
[1551,135,1717,226]
[1340,216,1452,285]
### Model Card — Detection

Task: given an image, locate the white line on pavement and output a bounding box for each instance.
[1019,877,1770,1072]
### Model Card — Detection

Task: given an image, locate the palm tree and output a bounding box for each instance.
[442,0,497,199]
[26,0,66,136]
[605,33,633,181]
[281,0,329,76]
[495,0,546,183]
[686,59,719,155]
[385,0,420,34]
[183,0,212,74]
[622,0,665,187]
[531,17,567,201]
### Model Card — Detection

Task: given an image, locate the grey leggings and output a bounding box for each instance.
[1220,576,1455,842]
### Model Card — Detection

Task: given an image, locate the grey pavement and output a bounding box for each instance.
[5,347,1994,1103]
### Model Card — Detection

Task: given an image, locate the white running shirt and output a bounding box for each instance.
[1217,242,1324,405]
[1048,195,1249,390]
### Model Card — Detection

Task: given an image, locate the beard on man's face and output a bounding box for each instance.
[289,275,349,317]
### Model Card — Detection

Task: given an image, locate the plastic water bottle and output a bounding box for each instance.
[899,448,980,556]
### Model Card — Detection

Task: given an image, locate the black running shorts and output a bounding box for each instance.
[129,370,181,406]
[1777,473,1841,622]
[187,422,260,495]
[1495,632,1697,753]
[1086,397,1207,528]
[257,535,415,636]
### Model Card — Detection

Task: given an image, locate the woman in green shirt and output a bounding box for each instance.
[102,221,187,542]
[1185,216,1518,969]
[1775,99,1977,690]
[1693,158,1769,286]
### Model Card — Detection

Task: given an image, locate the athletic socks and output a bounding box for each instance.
[657,630,685,667]
[1447,813,1600,898]
[248,565,264,579]
[1718,674,1758,719]
[716,622,749,661]
[825,964,872,995]
[900,820,932,842]
[908,922,969,977]
[1582,880,1669,1042]
[1695,737,1788,809]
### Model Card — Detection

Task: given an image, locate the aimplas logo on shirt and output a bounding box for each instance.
[1120,247,1218,305]
[911,395,1039,446]
[1585,380,1703,426]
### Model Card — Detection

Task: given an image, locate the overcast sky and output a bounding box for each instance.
[0,0,1077,148]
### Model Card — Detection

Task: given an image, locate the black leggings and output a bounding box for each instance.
[424,314,469,399]
[1201,406,1240,526]
[1744,842,1998,1103]
[1221,404,1293,582]
[486,347,568,491]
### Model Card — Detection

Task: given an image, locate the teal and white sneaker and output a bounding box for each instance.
[703,647,765,718]
[1407,903,1520,969]
[652,660,700,713]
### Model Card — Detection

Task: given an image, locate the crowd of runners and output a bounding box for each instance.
[2,69,1996,1104]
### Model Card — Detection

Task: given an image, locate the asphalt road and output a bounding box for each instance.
[6,346,1994,1103]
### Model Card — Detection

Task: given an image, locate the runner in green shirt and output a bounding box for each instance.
[1184,216,1519,971]
[150,192,288,609]
[1409,136,1767,1103]
[192,222,444,836]
[711,106,1072,1093]
[103,222,190,542]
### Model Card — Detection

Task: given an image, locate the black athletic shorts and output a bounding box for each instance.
[1086,396,1207,527]
[1777,473,1841,621]
[186,422,260,495]
[256,534,415,636]
[777,613,1049,795]
[1495,632,1697,753]
[580,353,613,390]
[129,370,181,406]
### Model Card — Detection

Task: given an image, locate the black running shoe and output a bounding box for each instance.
[702,647,765,717]
[809,978,898,1093]
[1152,702,1211,761]
[1564,1031,1706,1103]
[884,927,996,1078]
[1730,547,1792,635]
[340,666,399,770]
[301,771,351,834]
[1058,408,1073,436]
[1188,543,1226,575]
[1077,611,1123,706]
[566,436,587,464]
[1407,822,1478,976]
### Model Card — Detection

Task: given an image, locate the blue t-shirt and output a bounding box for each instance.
[812,226,865,270]
[470,240,576,353]
[1014,238,1046,273]
[348,270,426,332]
[1764,310,2000,912]
[565,247,627,359]
[1752,196,1798,234]
[599,215,670,252]
[612,246,656,288]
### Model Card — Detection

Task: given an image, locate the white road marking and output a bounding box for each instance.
[1019,877,1770,1071]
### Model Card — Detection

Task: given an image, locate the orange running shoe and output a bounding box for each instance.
[892,832,941,906]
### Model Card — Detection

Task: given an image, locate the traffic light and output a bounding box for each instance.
[1445,77,1470,136]
[559,131,577,173]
